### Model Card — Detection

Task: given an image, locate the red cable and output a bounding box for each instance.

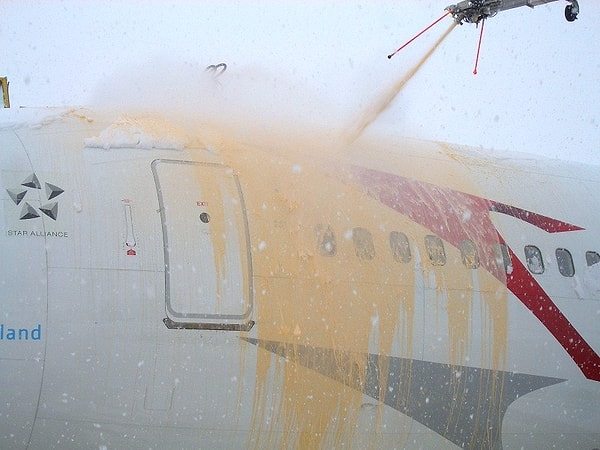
[388,11,451,59]
[473,19,485,75]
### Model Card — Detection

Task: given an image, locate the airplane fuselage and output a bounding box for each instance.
[1,110,599,448]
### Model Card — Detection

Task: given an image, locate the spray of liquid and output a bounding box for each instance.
[344,21,457,147]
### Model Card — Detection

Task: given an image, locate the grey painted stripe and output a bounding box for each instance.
[243,338,565,449]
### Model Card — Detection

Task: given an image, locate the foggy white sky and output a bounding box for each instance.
[2,1,599,164]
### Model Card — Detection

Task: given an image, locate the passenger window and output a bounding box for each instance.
[425,235,446,266]
[524,245,544,274]
[460,239,480,269]
[555,248,575,277]
[352,227,375,260]
[390,231,411,263]
[315,224,337,257]
[586,251,600,267]
[495,243,513,274]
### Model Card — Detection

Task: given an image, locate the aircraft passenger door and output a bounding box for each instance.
[151,160,253,331]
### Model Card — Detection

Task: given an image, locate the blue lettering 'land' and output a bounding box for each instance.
[0,324,42,341]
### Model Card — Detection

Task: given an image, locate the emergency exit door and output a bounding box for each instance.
[152,159,253,330]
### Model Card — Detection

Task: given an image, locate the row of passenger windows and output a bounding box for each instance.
[316,225,495,269]
[525,245,600,277]
[314,224,599,278]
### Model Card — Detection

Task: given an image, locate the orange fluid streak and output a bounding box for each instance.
[346,21,457,146]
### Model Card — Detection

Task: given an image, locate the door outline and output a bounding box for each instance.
[152,159,254,331]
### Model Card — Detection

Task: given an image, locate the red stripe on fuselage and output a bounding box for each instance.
[490,202,584,233]
[351,166,505,279]
[349,165,600,381]
[504,245,600,381]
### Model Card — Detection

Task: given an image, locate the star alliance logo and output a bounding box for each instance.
[6,173,64,221]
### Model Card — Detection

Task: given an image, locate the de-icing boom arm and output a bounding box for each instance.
[445,0,579,25]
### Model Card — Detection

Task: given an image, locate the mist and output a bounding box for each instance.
[3,1,599,164]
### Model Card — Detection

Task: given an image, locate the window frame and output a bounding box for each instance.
[496,243,513,274]
[524,245,545,275]
[460,239,480,269]
[390,231,411,263]
[586,251,600,267]
[555,248,575,277]
[315,224,337,257]
[352,227,376,261]
[425,235,446,266]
